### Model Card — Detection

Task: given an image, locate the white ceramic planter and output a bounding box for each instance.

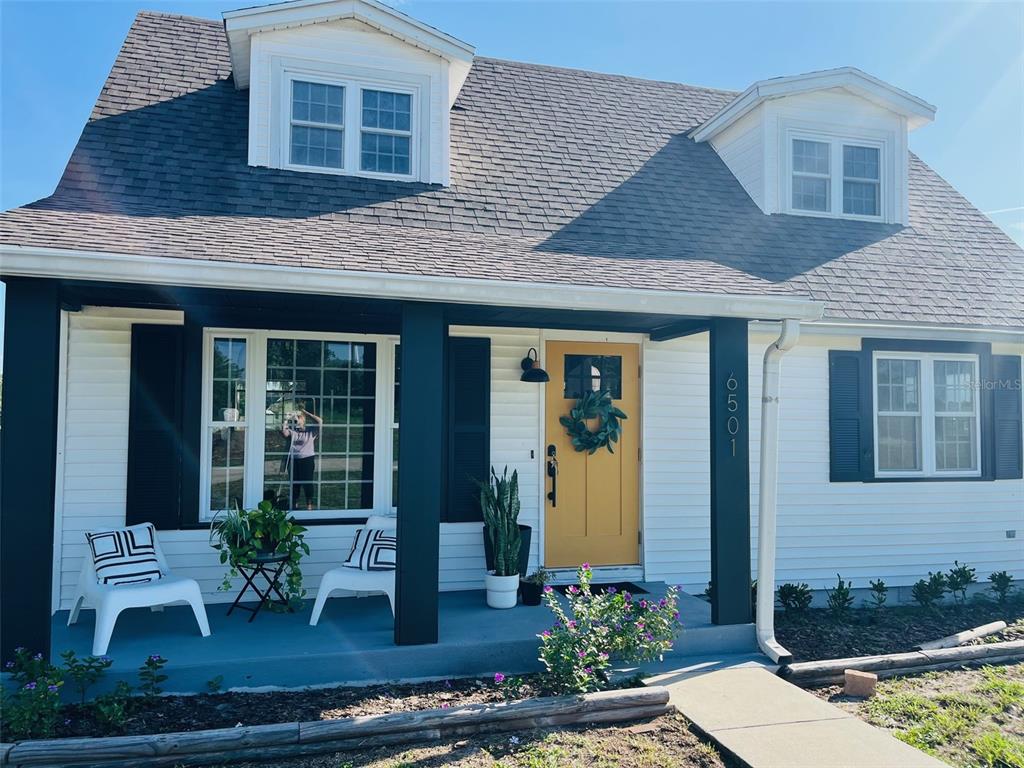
[485,572,520,609]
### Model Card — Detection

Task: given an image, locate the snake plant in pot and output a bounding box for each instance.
[479,467,522,609]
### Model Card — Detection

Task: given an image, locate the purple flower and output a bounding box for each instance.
[33,653,43,661]
[24,682,36,690]
[148,654,163,662]
[673,611,680,621]
[639,600,647,609]
[4,661,13,669]
[47,684,59,693]
[444,679,452,689]
[581,562,591,570]
[636,622,645,631]
[64,718,72,726]
[100,656,111,663]
[494,673,506,684]
[543,585,553,593]
[659,598,667,608]
[645,633,655,642]
[567,620,577,630]
[577,650,586,659]
[623,592,633,602]
[541,630,552,637]
[567,585,579,594]
[583,666,593,674]
[553,621,563,630]
[599,652,609,660]
[607,586,617,594]
[441,703,451,709]
[14,647,25,653]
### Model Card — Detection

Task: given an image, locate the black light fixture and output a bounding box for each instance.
[520,347,550,383]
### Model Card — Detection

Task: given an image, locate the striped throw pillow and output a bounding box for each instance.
[343,528,397,571]
[86,523,164,586]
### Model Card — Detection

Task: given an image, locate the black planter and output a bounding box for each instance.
[483,524,531,579]
[520,580,544,606]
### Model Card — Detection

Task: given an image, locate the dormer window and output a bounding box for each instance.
[787,135,883,220]
[290,81,344,170]
[360,90,412,175]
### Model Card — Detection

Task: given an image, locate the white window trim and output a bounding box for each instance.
[785,129,886,222]
[872,351,982,479]
[200,328,399,522]
[280,68,418,181]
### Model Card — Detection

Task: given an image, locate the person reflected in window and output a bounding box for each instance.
[283,405,322,510]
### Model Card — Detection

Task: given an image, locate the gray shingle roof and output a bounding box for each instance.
[1,11,1022,327]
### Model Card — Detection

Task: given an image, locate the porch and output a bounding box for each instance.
[1,274,822,669]
[49,587,753,693]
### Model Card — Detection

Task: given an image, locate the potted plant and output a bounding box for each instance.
[478,467,522,609]
[209,500,310,608]
[520,568,550,606]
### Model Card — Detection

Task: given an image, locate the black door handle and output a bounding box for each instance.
[546,444,558,507]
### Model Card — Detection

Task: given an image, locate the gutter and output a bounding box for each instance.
[0,245,824,323]
[755,318,800,664]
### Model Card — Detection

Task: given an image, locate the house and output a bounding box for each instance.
[1,0,1022,680]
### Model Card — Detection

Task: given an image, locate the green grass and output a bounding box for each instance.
[857,665,1023,768]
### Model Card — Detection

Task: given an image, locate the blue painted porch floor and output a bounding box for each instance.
[50,587,755,694]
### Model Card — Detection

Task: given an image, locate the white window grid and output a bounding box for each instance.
[281,70,417,180]
[200,329,399,522]
[786,132,886,221]
[289,80,345,170]
[872,351,982,478]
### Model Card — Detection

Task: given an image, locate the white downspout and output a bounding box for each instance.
[755,318,800,664]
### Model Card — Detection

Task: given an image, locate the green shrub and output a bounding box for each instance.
[0,649,64,740]
[913,572,948,609]
[93,681,133,733]
[988,571,1015,605]
[826,575,854,619]
[946,561,977,604]
[869,579,889,609]
[60,650,112,705]
[776,583,813,613]
[138,655,168,699]
[478,467,522,577]
[538,564,681,694]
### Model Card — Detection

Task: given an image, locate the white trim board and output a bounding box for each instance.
[0,245,824,323]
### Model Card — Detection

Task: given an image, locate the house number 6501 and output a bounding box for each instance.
[726,372,740,457]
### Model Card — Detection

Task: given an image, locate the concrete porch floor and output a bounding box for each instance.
[50,586,755,694]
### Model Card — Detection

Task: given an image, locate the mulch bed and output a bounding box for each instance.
[53,676,544,740]
[776,599,1024,662]
[226,712,736,768]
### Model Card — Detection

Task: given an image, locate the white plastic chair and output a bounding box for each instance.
[68,528,211,655]
[310,515,397,626]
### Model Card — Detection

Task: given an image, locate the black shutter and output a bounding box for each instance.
[993,355,1023,480]
[829,350,867,482]
[445,337,490,522]
[126,324,184,529]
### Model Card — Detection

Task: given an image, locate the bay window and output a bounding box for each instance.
[201,331,398,521]
[873,352,980,477]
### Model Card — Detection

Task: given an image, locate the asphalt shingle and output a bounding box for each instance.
[0,11,1021,328]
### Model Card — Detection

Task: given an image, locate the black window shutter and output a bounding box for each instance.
[445,337,491,522]
[126,324,184,529]
[993,355,1023,480]
[829,350,867,482]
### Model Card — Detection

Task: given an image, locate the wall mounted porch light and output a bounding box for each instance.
[520,348,550,383]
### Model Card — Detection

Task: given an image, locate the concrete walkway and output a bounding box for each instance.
[647,663,946,768]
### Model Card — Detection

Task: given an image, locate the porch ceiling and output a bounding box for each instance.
[57,279,714,335]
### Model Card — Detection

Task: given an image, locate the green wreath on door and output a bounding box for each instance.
[559,390,628,454]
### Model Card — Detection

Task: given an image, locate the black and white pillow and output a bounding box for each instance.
[86,523,164,586]
[343,528,397,571]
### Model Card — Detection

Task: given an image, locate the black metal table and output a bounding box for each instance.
[226,552,294,622]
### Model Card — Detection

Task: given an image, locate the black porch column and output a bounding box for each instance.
[708,318,752,625]
[394,302,447,645]
[1,278,62,661]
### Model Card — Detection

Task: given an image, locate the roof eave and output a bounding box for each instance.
[691,66,936,143]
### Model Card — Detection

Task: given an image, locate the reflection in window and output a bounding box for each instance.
[564,355,623,399]
[876,358,921,472]
[208,338,246,514]
[263,338,376,512]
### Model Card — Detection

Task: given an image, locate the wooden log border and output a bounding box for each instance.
[2,686,672,767]
[779,639,1024,686]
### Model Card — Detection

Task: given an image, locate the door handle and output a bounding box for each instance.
[546,444,558,507]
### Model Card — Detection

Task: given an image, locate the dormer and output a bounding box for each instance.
[692,68,935,225]
[224,0,475,185]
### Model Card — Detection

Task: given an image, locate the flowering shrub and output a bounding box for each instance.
[537,564,681,694]
[1,648,64,740]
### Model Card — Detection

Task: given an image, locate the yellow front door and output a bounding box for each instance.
[544,341,640,568]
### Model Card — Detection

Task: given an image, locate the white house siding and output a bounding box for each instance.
[54,309,1023,610]
[642,330,1024,593]
[709,106,765,211]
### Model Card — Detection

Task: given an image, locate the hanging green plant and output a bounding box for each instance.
[559,390,628,454]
